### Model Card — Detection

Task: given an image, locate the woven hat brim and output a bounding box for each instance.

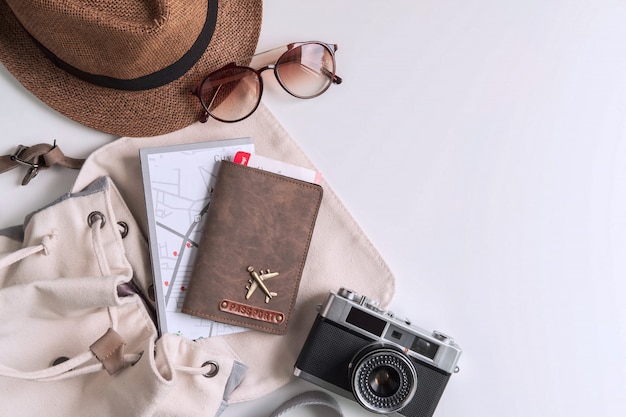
[0,0,262,138]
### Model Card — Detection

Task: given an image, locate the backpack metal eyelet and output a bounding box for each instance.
[87,211,106,228]
[202,360,219,378]
[117,221,129,238]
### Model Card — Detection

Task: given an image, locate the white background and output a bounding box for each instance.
[2,1,626,416]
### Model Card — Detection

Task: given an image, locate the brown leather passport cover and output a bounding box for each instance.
[181,161,323,334]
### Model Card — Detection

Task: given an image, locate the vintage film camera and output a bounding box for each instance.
[294,288,461,417]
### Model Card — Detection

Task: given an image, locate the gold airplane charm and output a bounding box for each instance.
[245,266,279,303]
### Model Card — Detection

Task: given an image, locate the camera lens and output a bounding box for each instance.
[369,365,400,397]
[350,344,417,414]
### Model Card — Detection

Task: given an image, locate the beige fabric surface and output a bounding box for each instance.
[0,177,245,417]
[72,103,396,402]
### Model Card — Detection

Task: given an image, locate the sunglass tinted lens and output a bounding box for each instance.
[199,67,260,122]
[276,43,335,98]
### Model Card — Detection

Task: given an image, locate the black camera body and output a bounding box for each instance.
[294,289,461,417]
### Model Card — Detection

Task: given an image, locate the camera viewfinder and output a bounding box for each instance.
[411,336,439,360]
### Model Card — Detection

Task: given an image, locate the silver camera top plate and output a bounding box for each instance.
[319,288,462,374]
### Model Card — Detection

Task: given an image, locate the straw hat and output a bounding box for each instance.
[0,0,263,137]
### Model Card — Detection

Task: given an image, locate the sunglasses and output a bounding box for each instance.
[190,41,342,123]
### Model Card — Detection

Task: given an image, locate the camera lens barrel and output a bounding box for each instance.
[350,344,418,414]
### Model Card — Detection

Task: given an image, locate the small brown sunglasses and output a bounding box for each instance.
[190,41,343,123]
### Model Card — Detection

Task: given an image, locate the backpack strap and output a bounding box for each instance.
[0,141,84,185]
